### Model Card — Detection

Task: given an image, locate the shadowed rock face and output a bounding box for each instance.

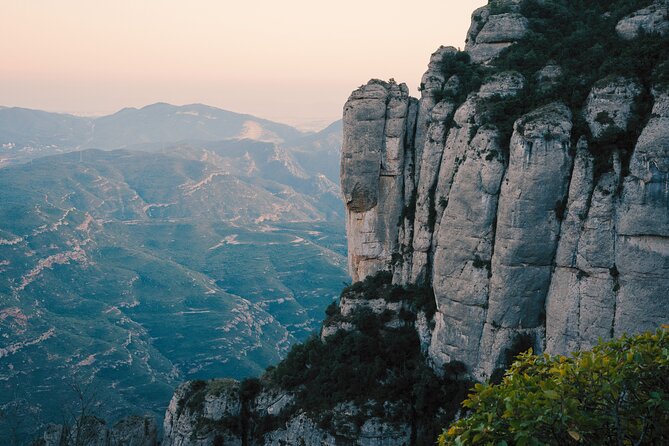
[341,1,669,380]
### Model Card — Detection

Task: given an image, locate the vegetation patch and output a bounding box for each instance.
[439,328,669,445]
[263,273,467,442]
[335,271,437,320]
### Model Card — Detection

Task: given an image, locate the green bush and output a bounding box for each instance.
[268,282,467,442]
[439,328,669,446]
[436,51,484,104]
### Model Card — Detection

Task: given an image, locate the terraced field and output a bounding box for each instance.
[0,147,346,438]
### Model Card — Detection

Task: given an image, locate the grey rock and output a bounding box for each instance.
[109,416,158,446]
[474,13,530,44]
[412,71,524,284]
[466,10,529,64]
[39,416,157,446]
[410,100,457,284]
[584,76,643,140]
[357,419,411,446]
[163,380,242,446]
[535,62,563,93]
[615,87,669,337]
[475,102,574,378]
[262,413,337,446]
[415,47,459,187]
[545,153,621,354]
[616,2,669,40]
[429,127,506,372]
[478,71,525,98]
[342,80,415,282]
[40,424,66,446]
[340,5,669,382]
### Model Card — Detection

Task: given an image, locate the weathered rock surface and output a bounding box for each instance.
[616,1,669,40]
[163,380,242,446]
[341,3,669,380]
[109,416,159,446]
[465,6,529,64]
[262,413,336,446]
[584,76,643,140]
[614,87,669,336]
[342,80,418,282]
[162,378,413,446]
[535,62,563,93]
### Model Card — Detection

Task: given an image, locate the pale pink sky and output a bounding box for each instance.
[1,1,487,129]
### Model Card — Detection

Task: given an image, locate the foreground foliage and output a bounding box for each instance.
[439,328,669,446]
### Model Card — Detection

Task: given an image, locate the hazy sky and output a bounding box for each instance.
[1,0,487,129]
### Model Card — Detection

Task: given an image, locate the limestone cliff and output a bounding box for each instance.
[341,0,669,380]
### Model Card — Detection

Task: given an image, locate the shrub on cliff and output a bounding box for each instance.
[438,328,669,446]
[267,272,468,442]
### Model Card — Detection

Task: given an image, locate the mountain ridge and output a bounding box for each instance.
[0,102,342,167]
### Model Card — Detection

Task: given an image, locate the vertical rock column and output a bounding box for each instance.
[615,87,669,335]
[477,103,574,379]
[426,71,525,373]
[341,80,415,282]
[545,77,643,354]
[429,126,506,371]
[395,46,458,285]
[409,100,458,284]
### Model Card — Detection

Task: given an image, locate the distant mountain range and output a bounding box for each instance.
[0,104,346,438]
[0,103,341,171]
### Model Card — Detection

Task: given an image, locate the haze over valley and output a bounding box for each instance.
[0,104,347,437]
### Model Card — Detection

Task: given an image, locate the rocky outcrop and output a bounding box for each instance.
[584,76,643,140]
[161,1,669,444]
[163,377,414,446]
[109,416,159,446]
[163,380,242,446]
[616,0,669,40]
[161,275,447,446]
[465,2,529,64]
[614,87,669,336]
[341,1,669,380]
[341,80,418,282]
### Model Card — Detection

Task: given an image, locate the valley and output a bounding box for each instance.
[0,110,347,439]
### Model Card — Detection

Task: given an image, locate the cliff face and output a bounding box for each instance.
[341,0,669,380]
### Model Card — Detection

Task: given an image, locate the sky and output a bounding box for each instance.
[1,0,487,130]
